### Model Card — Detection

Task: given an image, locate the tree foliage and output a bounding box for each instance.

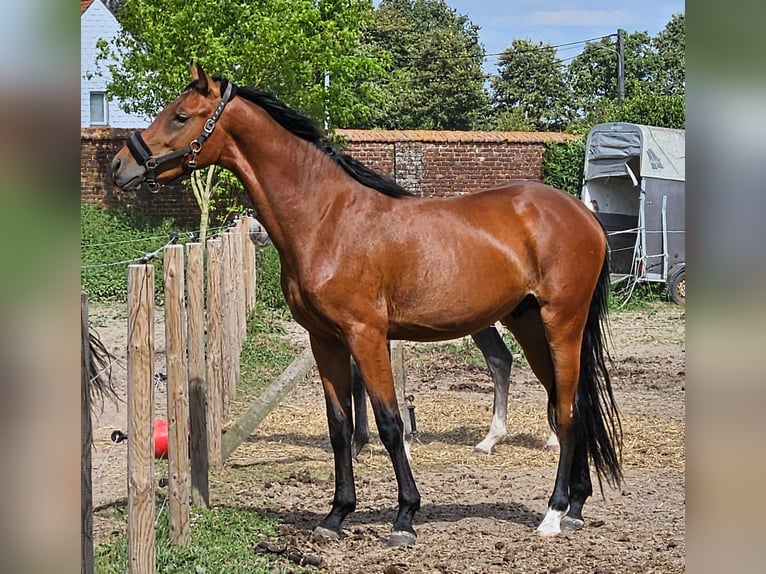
[652,13,685,95]
[566,91,685,134]
[95,1,683,136]
[566,31,655,115]
[97,0,383,128]
[564,14,684,124]
[491,39,572,131]
[356,0,490,129]
[542,139,586,196]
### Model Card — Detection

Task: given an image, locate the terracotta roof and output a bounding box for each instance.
[335,129,577,144]
[81,0,93,14]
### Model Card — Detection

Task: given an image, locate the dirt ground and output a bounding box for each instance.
[88,301,685,573]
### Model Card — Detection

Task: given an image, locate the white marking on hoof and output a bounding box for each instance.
[474,439,493,455]
[474,417,506,454]
[387,530,417,547]
[536,506,568,537]
[311,526,340,542]
[561,516,585,531]
[544,432,560,452]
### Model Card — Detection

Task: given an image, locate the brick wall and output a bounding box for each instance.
[81,128,576,224]
[336,129,576,198]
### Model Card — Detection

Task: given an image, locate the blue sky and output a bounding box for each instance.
[427,1,685,73]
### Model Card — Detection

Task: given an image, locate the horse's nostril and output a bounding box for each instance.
[111,157,122,183]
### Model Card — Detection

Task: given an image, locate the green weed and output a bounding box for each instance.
[94,503,306,573]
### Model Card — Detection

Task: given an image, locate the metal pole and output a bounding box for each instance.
[617,28,625,106]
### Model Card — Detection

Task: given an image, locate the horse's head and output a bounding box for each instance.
[111,62,235,192]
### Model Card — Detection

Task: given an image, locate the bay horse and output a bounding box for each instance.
[249,217,557,456]
[112,63,622,546]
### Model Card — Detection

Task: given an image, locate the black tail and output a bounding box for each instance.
[87,327,119,413]
[575,252,623,492]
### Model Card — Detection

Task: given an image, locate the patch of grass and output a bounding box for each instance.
[81,202,191,302]
[255,244,289,312]
[238,303,295,398]
[609,281,666,312]
[94,503,305,573]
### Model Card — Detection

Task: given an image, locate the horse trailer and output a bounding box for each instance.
[581,122,685,305]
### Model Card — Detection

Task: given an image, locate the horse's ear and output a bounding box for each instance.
[189,61,210,95]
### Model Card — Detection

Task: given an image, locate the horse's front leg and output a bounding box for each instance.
[351,331,420,547]
[309,334,356,540]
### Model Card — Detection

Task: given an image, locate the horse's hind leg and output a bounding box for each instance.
[472,326,512,454]
[561,438,591,531]
[350,359,370,460]
[309,334,356,540]
[351,340,393,460]
[535,304,591,537]
[503,301,582,536]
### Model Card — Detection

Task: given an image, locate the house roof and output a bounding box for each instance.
[81,0,94,14]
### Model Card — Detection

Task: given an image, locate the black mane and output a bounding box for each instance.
[229,83,412,198]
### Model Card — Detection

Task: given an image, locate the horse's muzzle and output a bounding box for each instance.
[110,154,145,191]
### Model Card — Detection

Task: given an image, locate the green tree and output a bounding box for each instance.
[565,31,655,115]
[357,0,490,129]
[491,107,534,131]
[542,138,586,196]
[566,89,685,133]
[653,13,685,95]
[96,0,383,128]
[490,39,573,131]
[615,90,685,128]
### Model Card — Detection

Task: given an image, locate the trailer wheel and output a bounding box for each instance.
[667,266,685,306]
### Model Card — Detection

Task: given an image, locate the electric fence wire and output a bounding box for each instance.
[81,214,251,271]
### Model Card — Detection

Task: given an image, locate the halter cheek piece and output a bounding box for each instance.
[126,80,237,192]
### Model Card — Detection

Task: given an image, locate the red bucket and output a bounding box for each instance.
[154,419,169,459]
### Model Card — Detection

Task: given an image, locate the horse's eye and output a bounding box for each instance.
[174,113,189,125]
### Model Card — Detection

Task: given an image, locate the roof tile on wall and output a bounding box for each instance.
[335,129,577,144]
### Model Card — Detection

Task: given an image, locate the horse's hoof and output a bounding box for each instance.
[561,516,585,531]
[536,525,560,537]
[311,526,340,542]
[387,530,417,547]
[536,506,567,537]
[473,444,491,455]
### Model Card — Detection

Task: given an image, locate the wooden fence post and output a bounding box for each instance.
[229,230,242,397]
[163,245,190,546]
[127,264,155,573]
[221,232,236,408]
[242,216,256,314]
[186,242,209,506]
[206,238,224,469]
[81,292,94,574]
[236,219,247,342]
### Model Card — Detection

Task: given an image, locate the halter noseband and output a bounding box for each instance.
[126,80,237,192]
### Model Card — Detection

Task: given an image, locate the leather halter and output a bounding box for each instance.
[126,80,236,192]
